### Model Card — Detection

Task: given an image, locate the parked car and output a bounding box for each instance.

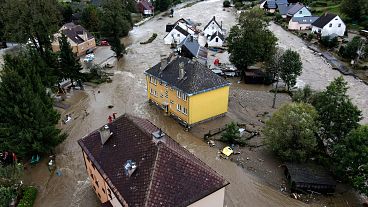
[83,54,95,62]
[99,40,109,46]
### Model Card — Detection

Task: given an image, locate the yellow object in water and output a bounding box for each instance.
[222,146,233,156]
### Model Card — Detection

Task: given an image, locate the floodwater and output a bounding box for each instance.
[269,22,368,124]
[23,1,349,207]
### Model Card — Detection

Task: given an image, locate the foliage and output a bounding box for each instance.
[154,0,171,11]
[339,36,366,60]
[264,103,319,162]
[306,33,315,41]
[340,0,368,22]
[58,2,73,24]
[0,186,16,207]
[234,2,243,9]
[279,49,303,91]
[223,0,231,7]
[292,85,315,103]
[100,0,131,59]
[58,34,83,84]
[18,186,38,207]
[227,9,277,79]
[320,35,338,48]
[311,76,362,148]
[220,122,245,145]
[274,13,282,23]
[333,125,368,196]
[0,53,66,158]
[1,0,60,57]
[0,164,24,187]
[81,5,101,33]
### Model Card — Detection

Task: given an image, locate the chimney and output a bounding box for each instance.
[178,62,185,80]
[152,129,165,144]
[124,160,137,177]
[99,125,113,145]
[160,54,168,71]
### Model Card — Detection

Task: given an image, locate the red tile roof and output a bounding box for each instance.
[78,114,229,207]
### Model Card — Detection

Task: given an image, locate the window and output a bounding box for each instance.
[329,23,332,27]
[149,76,157,85]
[93,186,96,191]
[299,11,302,14]
[215,37,218,42]
[177,34,180,37]
[150,88,153,94]
[159,81,162,85]
[97,193,101,198]
[182,93,187,101]
[160,94,163,98]
[176,104,182,112]
[170,100,174,104]
[177,90,181,98]
[338,23,341,27]
[153,90,158,97]
[182,107,188,115]
[102,188,106,193]
[90,173,94,180]
[95,180,99,187]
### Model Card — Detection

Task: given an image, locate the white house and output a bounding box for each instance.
[203,16,224,39]
[288,16,319,30]
[286,3,311,18]
[164,22,196,45]
[207,31,225,47]
[312,13,346,37]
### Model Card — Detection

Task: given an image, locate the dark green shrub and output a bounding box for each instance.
[306,33,315,41]
[320,36,338,48]
[18,186,37,207]
[234,2,243,9]
[223,0,231,7]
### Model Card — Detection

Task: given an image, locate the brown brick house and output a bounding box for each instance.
[78,114,229,207]
[51,23,96,57]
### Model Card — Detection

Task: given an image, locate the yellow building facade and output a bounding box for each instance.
[145,56,230,127]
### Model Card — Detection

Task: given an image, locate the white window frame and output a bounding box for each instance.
[182,93,187,101]
[182,107,188,115]
[176,104,182,112]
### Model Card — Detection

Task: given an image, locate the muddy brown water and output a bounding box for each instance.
[24,1,362,207]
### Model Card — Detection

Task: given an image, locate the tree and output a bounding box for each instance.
[279,49,303,91]
[227,9,277,81]
[312,76,362,148]
[100,0,131,59]
[340,0,368,22]
[58,2,73,24]
[266,48,284,108]
[333,125,368,196]
[81,5,101,33]
[339,36,366,60]
[58,34,83,85]
[264,103,319,162]
[154,0,171,12]
[221,122,244,145]
[1,0,61,57]
[292,85,314,104]
[0,53,66,158]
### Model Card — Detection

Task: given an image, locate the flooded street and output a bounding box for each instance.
[269,22,368,124]
[23,1,363,207]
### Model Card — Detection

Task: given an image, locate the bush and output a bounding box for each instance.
[234,2,243,9]
[274,13,282,23]
[18,186,37,207]
[220,122,246,146]
[223,0,231,7]
[306,33,315,41]
[320,36,338,48]
[0,186,17,207]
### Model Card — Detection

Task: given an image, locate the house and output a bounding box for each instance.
[286,3,311,18]
[164,22,196,45]
[203,16,224,39]
[207,31,225,48]
[179,35,208,65]
[288,16,319,30]
[137,0,154,16]
[283,163,336,194]
[278,3,291,18]
[78,114,229,207]
[312,13,346,37]
[51,23,96,56]
[263,0,277,13]
[145,55,230,127]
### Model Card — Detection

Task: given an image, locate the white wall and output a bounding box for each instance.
[321,16,346,36]
[292,7,311,18]
[188,187,225,207]
[204,20,222,38]
[288,20,312,30]
[208,36,223,47]
[164,23,195,44]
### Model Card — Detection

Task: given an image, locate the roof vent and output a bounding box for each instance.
[124,160,137,177]
[99,125,113,145]
[178,62,186,80]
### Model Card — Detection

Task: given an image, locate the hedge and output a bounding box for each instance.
[18,186,37,207]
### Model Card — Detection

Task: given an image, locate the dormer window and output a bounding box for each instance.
[338,23,341,27]
[329,23,332,27]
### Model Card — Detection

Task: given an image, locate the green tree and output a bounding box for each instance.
[154,0,171,11]
[0,53,66,158]
[81,5,101,33]
[58,34,83,85]
[100,0,131,59]
[340,0,368,21]
[0,186,16,207]
[279,49,303,91]
[221,122,244,145]
[312,76,362,148]
[227,9,277,81]
[58,2,73,24]
[292,85,314,103]
[333,125,368,196]
[339,36,366,60]
[1,0,61,57]
[264,103,319,162]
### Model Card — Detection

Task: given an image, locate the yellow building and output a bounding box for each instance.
[145,55,230,127]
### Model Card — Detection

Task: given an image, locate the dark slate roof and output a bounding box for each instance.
[61,23,94,44]
[284,163,336,186]
[287,3,305,16]
[265,0,277,9]
[181,35,200,56]
[278,3,291,15]
[291,16,319,24]
[312,13,338,28]
[175,25,190,37]
[210,31,225,41]
[78,114,229,207]
[145,56,230,95]
[204,16,222,31]
[276,0,288,4]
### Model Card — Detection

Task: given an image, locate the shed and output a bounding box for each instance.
[283,163,337,194]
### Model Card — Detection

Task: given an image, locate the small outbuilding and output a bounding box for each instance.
[283,163,337,194]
